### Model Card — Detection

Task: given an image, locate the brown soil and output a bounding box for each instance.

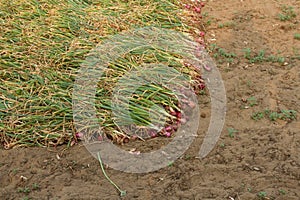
[1,0,299,199]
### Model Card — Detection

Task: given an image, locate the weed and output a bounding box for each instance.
[21,197,31,200]
[243,48,252,60]
[266,55,285,63]
[278,5,296,21]
[184,154,191,160]
[218,21,235,28]
[246,80,253,88]
[280,110,297,120]
[17,187,31,194]
[210,44,237,63]
[243,48,285,64]
[251,112,264,121]
[209,43,217,51]
[32,183,40,190]
[247,96,258,107]
[12,168,19,174]
[202,12,208,18]
[269,111,281,121]
[227,128,238,138]
[278,189,287,195]
[250,50,265,63]
[218,48,236,58]
[206,19,212,25]
[252,109,297,121]
[256,50,266,62]
[294,33,300,40]
[257,191,267,199]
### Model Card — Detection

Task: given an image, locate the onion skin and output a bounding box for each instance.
[180,118,187,124]
[188,101,196,108]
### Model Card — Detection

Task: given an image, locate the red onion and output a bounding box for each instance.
[75,132,83,138]
[176,112,182,119]
[165,126,172,132]
[123,137,129,143]
[198,83,206,90]
[165,132,172,137]
[185,4,191,9]
[194,7,201,13]
[150,132,157,138]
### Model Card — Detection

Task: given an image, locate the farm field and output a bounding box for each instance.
[0,0,299,199]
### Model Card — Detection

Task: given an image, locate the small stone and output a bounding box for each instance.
[253,166,261,171]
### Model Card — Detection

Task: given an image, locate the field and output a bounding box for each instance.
[0,0,299,199]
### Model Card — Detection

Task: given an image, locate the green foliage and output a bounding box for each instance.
[243,48,285,64]
[257,191,267,199]
[251,109,297,121]
[227,127,238,138]
[278,5,296,21]
[294,33,300,40]
[0,0,196,147]
[209,44,237,63]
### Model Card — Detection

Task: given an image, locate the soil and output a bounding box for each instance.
[1,0,299,199]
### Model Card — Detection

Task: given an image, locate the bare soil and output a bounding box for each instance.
[1,0,299,199]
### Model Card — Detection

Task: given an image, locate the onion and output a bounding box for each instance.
[198,83,206,90]
[176,112,182,119]
[194,7,201,13]
[185,4,191,9]
[165,132,172,137]
[172,124,178,131]
[75,132,83,138]
[150,131,157,138]
[123,137,129,143]
[165,126,172,131]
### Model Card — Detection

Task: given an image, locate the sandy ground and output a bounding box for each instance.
[1,0,299,199]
